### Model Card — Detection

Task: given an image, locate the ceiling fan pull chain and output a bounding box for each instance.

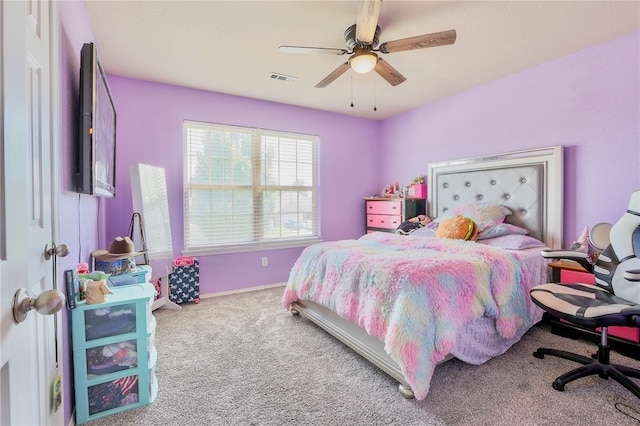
[350,73,354,108]
[373,80,377,111]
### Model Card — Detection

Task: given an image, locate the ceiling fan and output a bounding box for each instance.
[278,0,456,88]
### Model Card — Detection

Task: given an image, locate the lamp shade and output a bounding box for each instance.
[349,51,378,74]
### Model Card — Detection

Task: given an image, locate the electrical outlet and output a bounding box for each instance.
[261,256,268,267]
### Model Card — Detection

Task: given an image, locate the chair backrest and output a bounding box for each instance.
[593,244,620,293]
[593,191,640,304]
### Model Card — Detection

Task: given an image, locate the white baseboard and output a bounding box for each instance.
[199,282,286,299]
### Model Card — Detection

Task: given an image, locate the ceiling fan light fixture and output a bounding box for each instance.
[349,51,378,74]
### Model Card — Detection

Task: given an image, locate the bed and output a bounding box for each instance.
[282,146,564,400]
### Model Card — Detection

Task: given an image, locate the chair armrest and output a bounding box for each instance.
[623,269,640,282]
[541,249,594,272]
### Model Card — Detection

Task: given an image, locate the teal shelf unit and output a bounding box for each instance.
[72,283,157,424]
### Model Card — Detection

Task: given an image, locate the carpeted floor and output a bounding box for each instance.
[86,286,640,426]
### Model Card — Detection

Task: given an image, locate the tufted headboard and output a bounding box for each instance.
[427,146,564,249]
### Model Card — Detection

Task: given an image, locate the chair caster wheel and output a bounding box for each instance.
[552,381,565,391]
[533,351,544,359]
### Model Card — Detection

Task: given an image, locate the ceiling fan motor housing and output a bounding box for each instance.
[344,24,380,50]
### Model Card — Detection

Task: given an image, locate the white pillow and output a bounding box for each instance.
[479,234,546,250]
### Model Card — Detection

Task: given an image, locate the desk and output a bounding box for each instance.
[547,260,640,360]
[547,260,590,282]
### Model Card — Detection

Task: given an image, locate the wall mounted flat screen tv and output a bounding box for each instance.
[76,42,117,197]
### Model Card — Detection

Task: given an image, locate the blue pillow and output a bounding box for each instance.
[477,223,529,240]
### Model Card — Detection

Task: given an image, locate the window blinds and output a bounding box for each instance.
[184,121,319,252]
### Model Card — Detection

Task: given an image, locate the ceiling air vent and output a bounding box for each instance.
[268,72,297,83]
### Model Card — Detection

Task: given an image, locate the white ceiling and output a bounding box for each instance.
[85,1,640,120]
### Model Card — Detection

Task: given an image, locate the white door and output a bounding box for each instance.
[1,1,63,425]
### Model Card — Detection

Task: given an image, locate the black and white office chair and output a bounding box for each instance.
[530,190,640,398]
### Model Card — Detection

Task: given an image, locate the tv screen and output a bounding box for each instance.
[76,42,116,197]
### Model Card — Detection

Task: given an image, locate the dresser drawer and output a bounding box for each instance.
[367,214,402,229]
[366,200,402,215]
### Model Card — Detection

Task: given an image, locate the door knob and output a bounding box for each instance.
[12,288,66,323]
[44,243,70,260]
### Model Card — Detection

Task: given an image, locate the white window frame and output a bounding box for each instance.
[183,120,321,255]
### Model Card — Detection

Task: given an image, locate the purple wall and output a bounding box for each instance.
[380,32,640,246]
[105,32,640,298]
[104,32,640,297]
[103,78,380,294]
[58,2,103,425]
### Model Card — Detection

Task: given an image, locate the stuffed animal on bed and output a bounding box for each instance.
[435,215,479,241]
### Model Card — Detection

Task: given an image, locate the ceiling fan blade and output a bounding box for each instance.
[356,0,382,44]
[315,62,350,88]
[374,58,406,86]
[379,29,457,54]
[279,45,348,55]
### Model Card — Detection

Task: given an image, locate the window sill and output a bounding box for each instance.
[182,238,323,256]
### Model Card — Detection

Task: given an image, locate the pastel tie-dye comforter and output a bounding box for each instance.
[282,232,541,400]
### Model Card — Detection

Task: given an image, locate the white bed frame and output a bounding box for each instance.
[290,146,564,398]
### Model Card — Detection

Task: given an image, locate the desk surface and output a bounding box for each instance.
[548,260,589,273]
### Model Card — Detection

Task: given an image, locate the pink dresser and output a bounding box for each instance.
[364,197,426,234]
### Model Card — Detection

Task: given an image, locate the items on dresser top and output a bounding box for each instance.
[92,236,146,261]
[71,266,153,305]
[92,236,147,275]
[107,265,152,287]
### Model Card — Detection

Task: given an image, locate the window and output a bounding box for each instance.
[183,121,319,254]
